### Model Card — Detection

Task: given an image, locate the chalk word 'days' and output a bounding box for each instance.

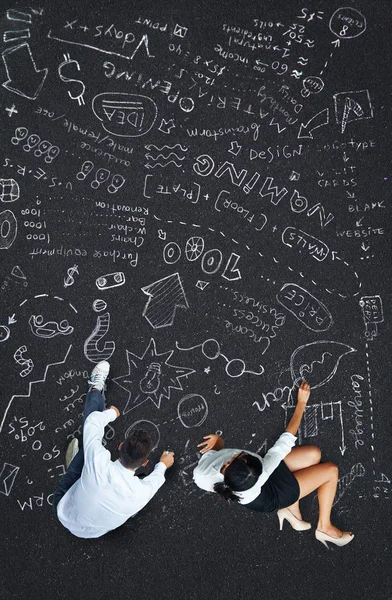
[163,237,241,281]
[92,92,158,137]
[177,394,208,428]
[282,227,329,261]
[277,284,333,332]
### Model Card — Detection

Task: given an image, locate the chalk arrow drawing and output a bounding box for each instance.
[298,108,329,139]
[0,344,72,433]
[142,272,189,329]
[2,43,48,100]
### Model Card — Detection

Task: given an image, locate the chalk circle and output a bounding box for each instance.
[225,359,245,378]
[302,76,324,95]
[0,209,18,250]
[202,339,220,360]
[0,325,10,343]
[185,237,204,261]
[124,420,160,451]
[93,299,107,313]
[329,7,366,39]
[177,394,208,428]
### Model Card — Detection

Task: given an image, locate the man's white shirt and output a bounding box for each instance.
[57,409,167,538]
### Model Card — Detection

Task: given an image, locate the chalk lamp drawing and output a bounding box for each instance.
[113,338,194,413]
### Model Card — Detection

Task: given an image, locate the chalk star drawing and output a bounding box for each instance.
[113,338,195,413]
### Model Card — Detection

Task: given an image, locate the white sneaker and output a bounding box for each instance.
[88,360,110,392]
[65,438,79,469]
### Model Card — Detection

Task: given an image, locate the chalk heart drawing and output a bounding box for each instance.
[290,341,356,389]
[113,338,195,413]
[92,92,158,138]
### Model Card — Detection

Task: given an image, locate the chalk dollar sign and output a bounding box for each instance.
[64,264,79,287]
[58,53,85,106]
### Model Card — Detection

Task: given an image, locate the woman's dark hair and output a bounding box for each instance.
[119,429,153,469]
[214,454,263,503]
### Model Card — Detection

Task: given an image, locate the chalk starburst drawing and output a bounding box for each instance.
[113,338,195,412]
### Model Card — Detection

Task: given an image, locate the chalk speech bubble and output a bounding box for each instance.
[302,76,324,95]
[92,93,158,138]
[290,340,356,389]
[277,283,333,332]
[329,7,366,39]
[177,394,208,428]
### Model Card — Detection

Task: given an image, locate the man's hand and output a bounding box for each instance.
[160,451,175,468]
[297,381,310,406]
[197,434,223,454]
[107,405,120,418]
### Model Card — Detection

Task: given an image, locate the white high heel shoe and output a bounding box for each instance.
[315,529,354,549]
[277,508,311,531]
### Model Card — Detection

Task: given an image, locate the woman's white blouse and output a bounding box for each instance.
[193,432,297,505]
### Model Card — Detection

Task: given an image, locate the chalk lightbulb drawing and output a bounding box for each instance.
[139,363,161,394]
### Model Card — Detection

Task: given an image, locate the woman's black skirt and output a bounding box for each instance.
[243,459,300,513]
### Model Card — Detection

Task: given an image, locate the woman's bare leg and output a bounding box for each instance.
[293,462,345,537]
[283,445,321,520]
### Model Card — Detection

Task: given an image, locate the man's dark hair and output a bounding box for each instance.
[119,429,153,469]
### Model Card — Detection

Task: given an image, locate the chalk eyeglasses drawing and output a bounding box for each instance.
[176,338,264,378]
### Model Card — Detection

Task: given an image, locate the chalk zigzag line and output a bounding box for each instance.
[146,153,185,161]
[145,160,182,169]
[145,144,188,152]
[0,344,73,433]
